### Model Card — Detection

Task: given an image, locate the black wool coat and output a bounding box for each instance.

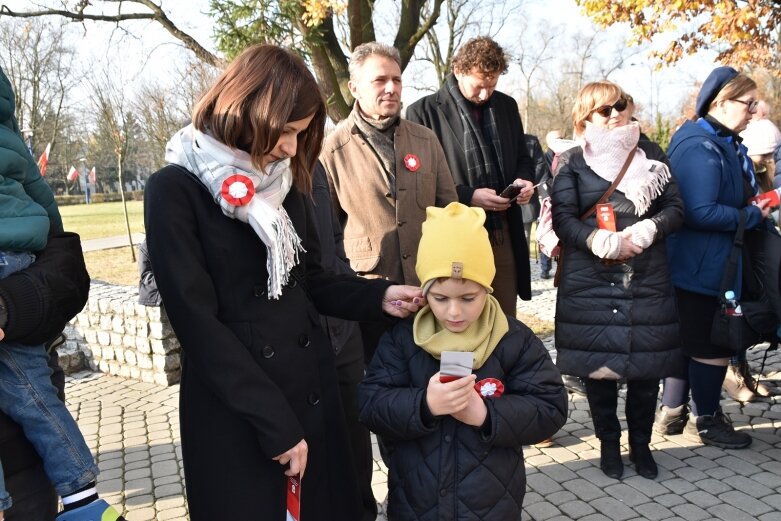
[406,79,534,300]
[359,318,567,521]
[145,165,393,520]
[551,141,685,380]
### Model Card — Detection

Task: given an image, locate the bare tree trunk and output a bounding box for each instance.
[117,154,136,262]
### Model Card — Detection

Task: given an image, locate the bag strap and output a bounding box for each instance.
[717,210,748,302]
[579,146,637,222]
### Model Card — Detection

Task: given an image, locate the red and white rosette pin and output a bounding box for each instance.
[475,378,504,398]
[221,174,255,206]
[403,153,421,172]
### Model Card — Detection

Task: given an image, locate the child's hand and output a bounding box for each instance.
[426,372,477,416]
[451,387,488,427]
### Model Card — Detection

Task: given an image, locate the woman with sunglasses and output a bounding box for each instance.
[551,81,684,480]
[656,67,773,449]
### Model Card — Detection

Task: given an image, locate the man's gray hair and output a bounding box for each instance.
[349,42,402,81]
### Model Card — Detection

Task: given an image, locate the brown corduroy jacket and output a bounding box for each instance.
[320,111,457,286]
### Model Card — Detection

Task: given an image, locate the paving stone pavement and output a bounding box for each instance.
[65,260,781,520]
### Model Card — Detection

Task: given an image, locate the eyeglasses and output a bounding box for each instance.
[730,99,759,112]
[593,97,629,118]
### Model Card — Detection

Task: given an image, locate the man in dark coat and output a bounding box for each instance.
[406,36,535,315]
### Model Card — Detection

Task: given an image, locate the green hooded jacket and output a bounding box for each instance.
[0,66,62,252]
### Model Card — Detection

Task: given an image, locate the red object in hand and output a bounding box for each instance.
[475,378,504,398]
[596,203,617,232]
[286,475,301,521]
[749,188,781,209]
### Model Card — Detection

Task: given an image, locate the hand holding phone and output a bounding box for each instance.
[498,183,522,199]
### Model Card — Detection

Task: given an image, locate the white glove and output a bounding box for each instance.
[588,229,622,259]
[622,219,657,249]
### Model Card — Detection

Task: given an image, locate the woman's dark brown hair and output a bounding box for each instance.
[192,44,326,193]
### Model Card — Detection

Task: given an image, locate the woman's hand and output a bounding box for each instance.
[755,198,771,219]
[382,285,425,318]
[471,188,512,212]
[617,233,643,259]
[273,439,308,478]
[426,373,477,416]
[451,385,488,427]
[0,328,4,341]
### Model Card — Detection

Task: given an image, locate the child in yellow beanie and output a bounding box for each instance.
[359,202,567,521]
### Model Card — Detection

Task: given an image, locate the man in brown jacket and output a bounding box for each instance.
[320,42,457,292]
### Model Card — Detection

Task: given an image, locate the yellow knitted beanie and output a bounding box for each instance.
[416,202,495,293]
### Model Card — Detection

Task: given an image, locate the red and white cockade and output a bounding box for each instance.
[221,174,255,206]
[404,153,421,172]
[475,378,504,398]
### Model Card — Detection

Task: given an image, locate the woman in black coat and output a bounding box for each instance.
[144,44,423,520]
[552,81,684,480]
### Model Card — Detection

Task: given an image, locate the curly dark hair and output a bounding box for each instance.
[452,37,508,75]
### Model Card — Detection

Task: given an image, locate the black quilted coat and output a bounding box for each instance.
[359,317,567,521]
[551,140,685,379]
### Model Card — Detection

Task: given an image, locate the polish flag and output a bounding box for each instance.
[37,143,51,176]
[88,166,96,184]
[67,166,79,182]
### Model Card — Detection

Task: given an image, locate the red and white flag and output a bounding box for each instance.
[37,143,51,177]
[67,166,79,182]
[88,166,96,184]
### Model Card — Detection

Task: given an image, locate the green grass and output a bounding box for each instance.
[60,200,145,240]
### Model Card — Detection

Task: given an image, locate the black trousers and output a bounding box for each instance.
[584,378,659,444]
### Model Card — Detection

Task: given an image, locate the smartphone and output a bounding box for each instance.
[498,183,522,199]
[439,351,474,383]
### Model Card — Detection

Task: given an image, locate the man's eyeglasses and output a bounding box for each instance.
[730,99,759,112]
[593,97,628,118]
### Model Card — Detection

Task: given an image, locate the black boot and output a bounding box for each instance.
[628,443,658,479]
[600,439,624,479]
[584,379,623,479]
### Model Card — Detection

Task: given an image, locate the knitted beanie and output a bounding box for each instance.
[416,202,495,293]
[740,119,781,156]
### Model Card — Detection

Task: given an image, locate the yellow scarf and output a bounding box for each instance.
[412,295,509,369]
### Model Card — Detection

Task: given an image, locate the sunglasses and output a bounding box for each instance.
[730,99,759,112]
[593,97,628,118]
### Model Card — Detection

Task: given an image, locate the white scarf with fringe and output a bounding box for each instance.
[165,124,304,299]
[582,122,670,216]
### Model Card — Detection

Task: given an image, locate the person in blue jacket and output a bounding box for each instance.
[657,67,773,449]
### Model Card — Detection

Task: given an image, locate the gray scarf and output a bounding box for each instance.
[351,103,399,196]
[165,124,304,299]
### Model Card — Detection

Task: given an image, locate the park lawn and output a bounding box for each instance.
[60,200,145,240]
[59,201,145,286]
[84,246,141,287]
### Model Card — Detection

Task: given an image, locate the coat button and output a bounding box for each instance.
[253,285,266,297]
[262,345,275,358]
[307,393,320,405]
[402,254,410,260]
[290,278,298,288]
[385,192,392,198]
[397,221,405,226]
[613,309,618,313]
[299,334,310,347]
[439,488,447,497]
[610,282,615,287]
[444,435,452,443]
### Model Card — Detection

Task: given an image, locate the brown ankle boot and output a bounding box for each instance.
[735,360,772,397]
[723,363,755,403]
